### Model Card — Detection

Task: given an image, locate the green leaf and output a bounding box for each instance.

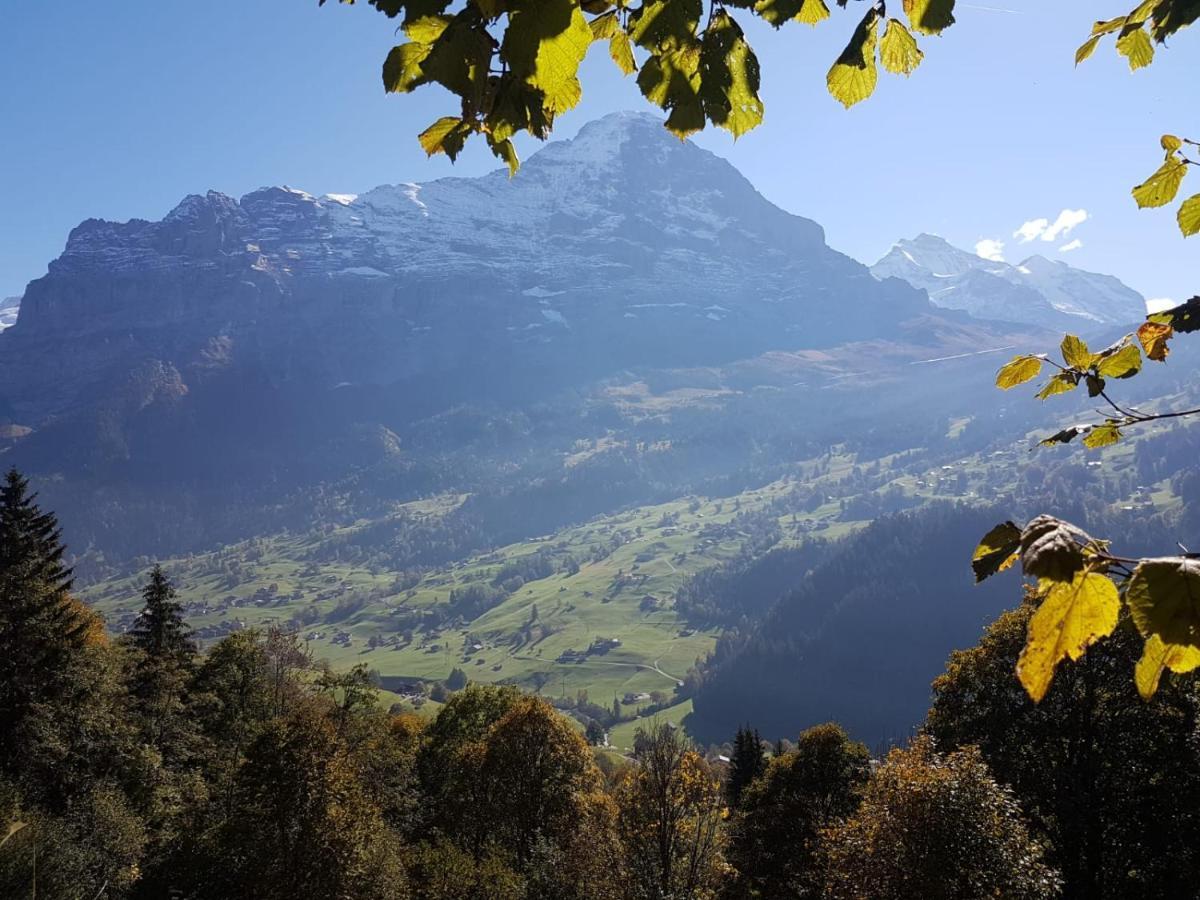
[610,29,637,75]
[1132,157,1188,209]
[638,43,705,136]
[404,13,452,42]
[826,8,879,109]
[795,0,831,25]
[1060,333,1093,369]
[752,0,828,27]
[1162,134,1183,153]
[699,10,764,137]
[879,18,924,76]
[1115,25,1154,70]
[502,0,593,116]
[1179,194,1200,238]
[486,133,520,176]
[383,42,433,93]
[418,116,473,160]
[1018,571,1120,702]
[591,11,637,74]
[995,354,1042,389]
[1137,320,1174,361]
[1083,422,1121,448]
[1095,340,1142,379]
[1135,634,1200,700]
[1089,15,1127,37]
[902,0,955,35]
[419,17,494,103]
[1075,34,1101,65]
[972,521,1022,583]
[1019,514,1090,582]
[630,0,703,50]
[1086,373,1106,398]
[1127,557,1200,649]
[1035,373,1079,399]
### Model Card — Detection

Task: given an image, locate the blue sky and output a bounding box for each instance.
[1,0,1194,304]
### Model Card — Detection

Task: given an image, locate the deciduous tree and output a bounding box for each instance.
[822,736,1060,900]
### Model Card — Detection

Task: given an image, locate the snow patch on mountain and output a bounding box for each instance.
[0,296,19,332]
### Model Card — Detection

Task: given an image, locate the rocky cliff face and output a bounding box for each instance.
[0,112,931,436]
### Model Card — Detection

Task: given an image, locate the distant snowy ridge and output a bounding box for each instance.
[871,233,1145,329]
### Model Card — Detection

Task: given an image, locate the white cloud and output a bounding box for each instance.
[1058,239,1083,253]
[975,238,1005,262]
[1012,208,1089,244]
[1042,208,1088,242]
[1013,218,1049,243]
[1146,297,1176,313]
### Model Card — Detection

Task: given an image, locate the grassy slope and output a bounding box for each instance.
[82,406,1190,742]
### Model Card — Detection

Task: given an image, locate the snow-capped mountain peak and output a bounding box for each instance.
[871,234,1144,329]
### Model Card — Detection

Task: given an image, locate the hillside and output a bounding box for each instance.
[0,112,1045,564]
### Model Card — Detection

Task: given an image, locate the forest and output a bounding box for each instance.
[4,466,1199,899]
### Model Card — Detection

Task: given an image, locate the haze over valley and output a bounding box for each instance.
[3,113,1195,746]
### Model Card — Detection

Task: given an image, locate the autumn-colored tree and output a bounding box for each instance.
[216,699,409,900]
[429,694,624,898]
[822,736,1060,900]
[726,722,869,899]
[0,777,146,900]
[926,600,1200,900]
[617,721,728,899]
[188,630,275,798]
[418,682,522,824]
[405,838,525,900]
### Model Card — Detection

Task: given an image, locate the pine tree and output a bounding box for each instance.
[129,565,195,661]
[0,468,94,781]
[127,566,196,758]
[0,467,74,595]
[726,725,767,807]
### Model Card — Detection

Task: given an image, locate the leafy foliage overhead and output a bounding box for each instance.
[325,0,958,168]
[974,514,1200,701]
[993,302,1200,450]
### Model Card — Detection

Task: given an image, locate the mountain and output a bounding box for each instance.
[0,112,1045,560]
[871,233,1146,329]
[0,112,929,428]
[0,296,17,332]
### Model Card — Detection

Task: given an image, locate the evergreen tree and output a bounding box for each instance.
[0,468,95,787]
[126,566,196,740]
[0,468,74,594]
[129,565,195,660]
[726,725,766,807]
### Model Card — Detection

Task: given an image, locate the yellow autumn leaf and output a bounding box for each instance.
[1134,634,1200,700]
[879,18,923,76]
[1017,572,1120,703]
[995,355,1042,389]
